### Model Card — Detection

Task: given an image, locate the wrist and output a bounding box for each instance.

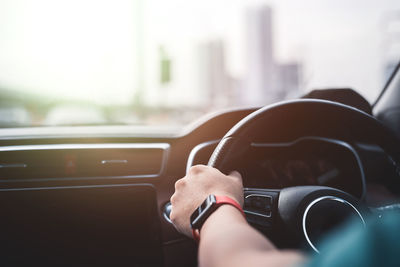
[190,195,245,241]
[200,204,247,238]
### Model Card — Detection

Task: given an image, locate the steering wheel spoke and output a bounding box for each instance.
[244,188,280,228]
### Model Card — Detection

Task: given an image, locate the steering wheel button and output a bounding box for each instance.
[244,197,252,206]
[252,198,264,209]
[245,195,273,215]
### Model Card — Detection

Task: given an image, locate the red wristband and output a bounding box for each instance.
[215,195,245,217]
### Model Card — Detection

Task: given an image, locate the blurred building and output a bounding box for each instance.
[242,5,276,106]
[276,63,302,99]
[240,5,302,106]
[381,10,400,82]
[142,4,302,112]
[197,40,236,108]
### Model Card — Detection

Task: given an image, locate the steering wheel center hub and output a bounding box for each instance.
[302,196,366,253]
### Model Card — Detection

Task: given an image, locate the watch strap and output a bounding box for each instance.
[214,195,245,217]
[192,195,245,242]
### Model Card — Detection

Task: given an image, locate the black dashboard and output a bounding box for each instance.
[186,137,366,200]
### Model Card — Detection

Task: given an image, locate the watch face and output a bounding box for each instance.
[190,195,217,229]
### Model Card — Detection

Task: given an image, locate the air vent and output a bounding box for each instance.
[0,143,169,180]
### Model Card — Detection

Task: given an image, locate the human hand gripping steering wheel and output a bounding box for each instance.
[170,165,244,238]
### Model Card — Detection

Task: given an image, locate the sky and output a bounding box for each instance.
[0,0,399,106]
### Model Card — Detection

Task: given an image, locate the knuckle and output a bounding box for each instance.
[170,194,177,204]
[188,165,205,175]
[169,210,176,222]
[174,178,186,190]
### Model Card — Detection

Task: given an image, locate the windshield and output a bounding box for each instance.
[0,0,399,128]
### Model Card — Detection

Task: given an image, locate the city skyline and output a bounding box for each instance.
[0,0,399,109]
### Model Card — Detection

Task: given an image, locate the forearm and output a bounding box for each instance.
[198,205,305,267]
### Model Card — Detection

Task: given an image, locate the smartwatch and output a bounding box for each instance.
[190,194,245,241]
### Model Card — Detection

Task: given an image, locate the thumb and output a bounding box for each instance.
[229,170,242,180]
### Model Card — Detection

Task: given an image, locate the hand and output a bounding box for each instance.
[170,165,244,238]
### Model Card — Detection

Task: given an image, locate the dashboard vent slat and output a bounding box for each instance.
[0,143,169,180]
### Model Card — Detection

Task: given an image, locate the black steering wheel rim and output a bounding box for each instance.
[208,99,400,173]
[207,99,400,252]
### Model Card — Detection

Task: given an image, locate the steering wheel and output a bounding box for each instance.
[208,99,400,252]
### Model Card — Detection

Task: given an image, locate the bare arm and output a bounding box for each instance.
[199,205,304,267]
[170,165,305,267]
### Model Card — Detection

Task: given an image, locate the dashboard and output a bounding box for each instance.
[187,137,366,200]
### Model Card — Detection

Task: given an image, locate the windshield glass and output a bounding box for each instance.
[0,0,399,127]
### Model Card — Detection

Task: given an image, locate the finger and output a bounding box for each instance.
[229,170,242,180]
[174,178,186,191]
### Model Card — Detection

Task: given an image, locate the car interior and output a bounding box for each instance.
[1,1,400,266]
[0,62,399,266]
